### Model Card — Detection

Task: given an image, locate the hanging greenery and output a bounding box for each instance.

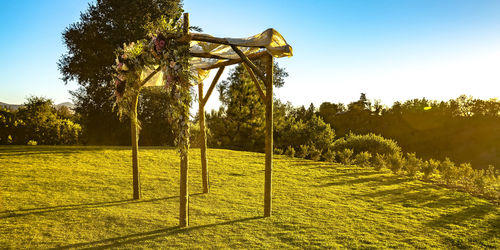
[113,15,193,157]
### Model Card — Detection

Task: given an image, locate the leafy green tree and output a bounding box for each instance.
[318,102,345,124]
[0,108,17,144]
[16,97,59,144]
[138,87,174,146]
[59,0,182,145]
[212,62,288,151]
[15,97,81,145]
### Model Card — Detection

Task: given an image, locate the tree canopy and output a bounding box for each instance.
[58,0,182,144]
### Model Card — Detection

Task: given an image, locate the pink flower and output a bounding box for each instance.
[154,34,166,52]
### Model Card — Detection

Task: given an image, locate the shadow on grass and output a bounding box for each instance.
[426,203,498,228]
[328,170,381,178]
[0,193,203,219]
[53,216,264,249]
[317,175,410,187]
[0,145,176,157]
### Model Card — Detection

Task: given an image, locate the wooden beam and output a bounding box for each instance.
[183,13,189,35]
[202,66,225,105]
[191,33,265,48]
[264,53,273,217]
[230,45,266,82]
[242,63,266,102]
[198,82,209,194]
[190,53,228,59]
[200,51,267,70]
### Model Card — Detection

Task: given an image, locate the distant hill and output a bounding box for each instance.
[0,101,74,111]
[55,102,75,110]
[0,102,23,110]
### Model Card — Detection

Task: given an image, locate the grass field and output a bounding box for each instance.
[0,146,499,248]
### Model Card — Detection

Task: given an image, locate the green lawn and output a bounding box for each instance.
[0,146,498,249]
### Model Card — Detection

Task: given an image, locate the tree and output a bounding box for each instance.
[15,97,81,145]
[318,102,345,124]
[138,87,175,146]
[59,0,182,145]
[212,61,288,151]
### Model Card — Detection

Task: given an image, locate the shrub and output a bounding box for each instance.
[322,149,336,162]
[387,153,404,174]
[274,148,284,155]
[422,159,439,181]
[284,146,295,158]
[486,165,497,181]
[296,145,310,159]
[27,140,37,146]
[469,169,489,194]
[404,152,423,177]
[275,115,335,154]
[372,153,386,171]
[355,152,372,167]
[331,133,401,156]
[483,166,499,199]
[439,158,457,186]
[308,145,322,161]
[338,148,353,165]
[456,163,475,189]
[57,119,82,145]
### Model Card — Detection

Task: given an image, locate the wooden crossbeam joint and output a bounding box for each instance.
[230,45,266,82]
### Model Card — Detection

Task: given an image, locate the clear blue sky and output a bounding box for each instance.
[1,0,500,110]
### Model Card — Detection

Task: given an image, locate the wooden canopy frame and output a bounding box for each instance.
[133,13,283,227]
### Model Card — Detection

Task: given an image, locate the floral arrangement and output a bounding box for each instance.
[112,16,193,157]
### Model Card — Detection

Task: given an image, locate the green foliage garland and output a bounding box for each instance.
[113,16,193,156]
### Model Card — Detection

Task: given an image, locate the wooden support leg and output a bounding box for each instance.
[131,92,141,200]
[264,54,273,217]
[179,12,190,228]
[179,152,189,227]
[198,83,209,193]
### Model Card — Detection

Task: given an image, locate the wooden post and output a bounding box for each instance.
[264,53,273,217]
[179,12,190,228]
[131,91,141,200]
[198,82,209,193]
[179,146,189,227]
